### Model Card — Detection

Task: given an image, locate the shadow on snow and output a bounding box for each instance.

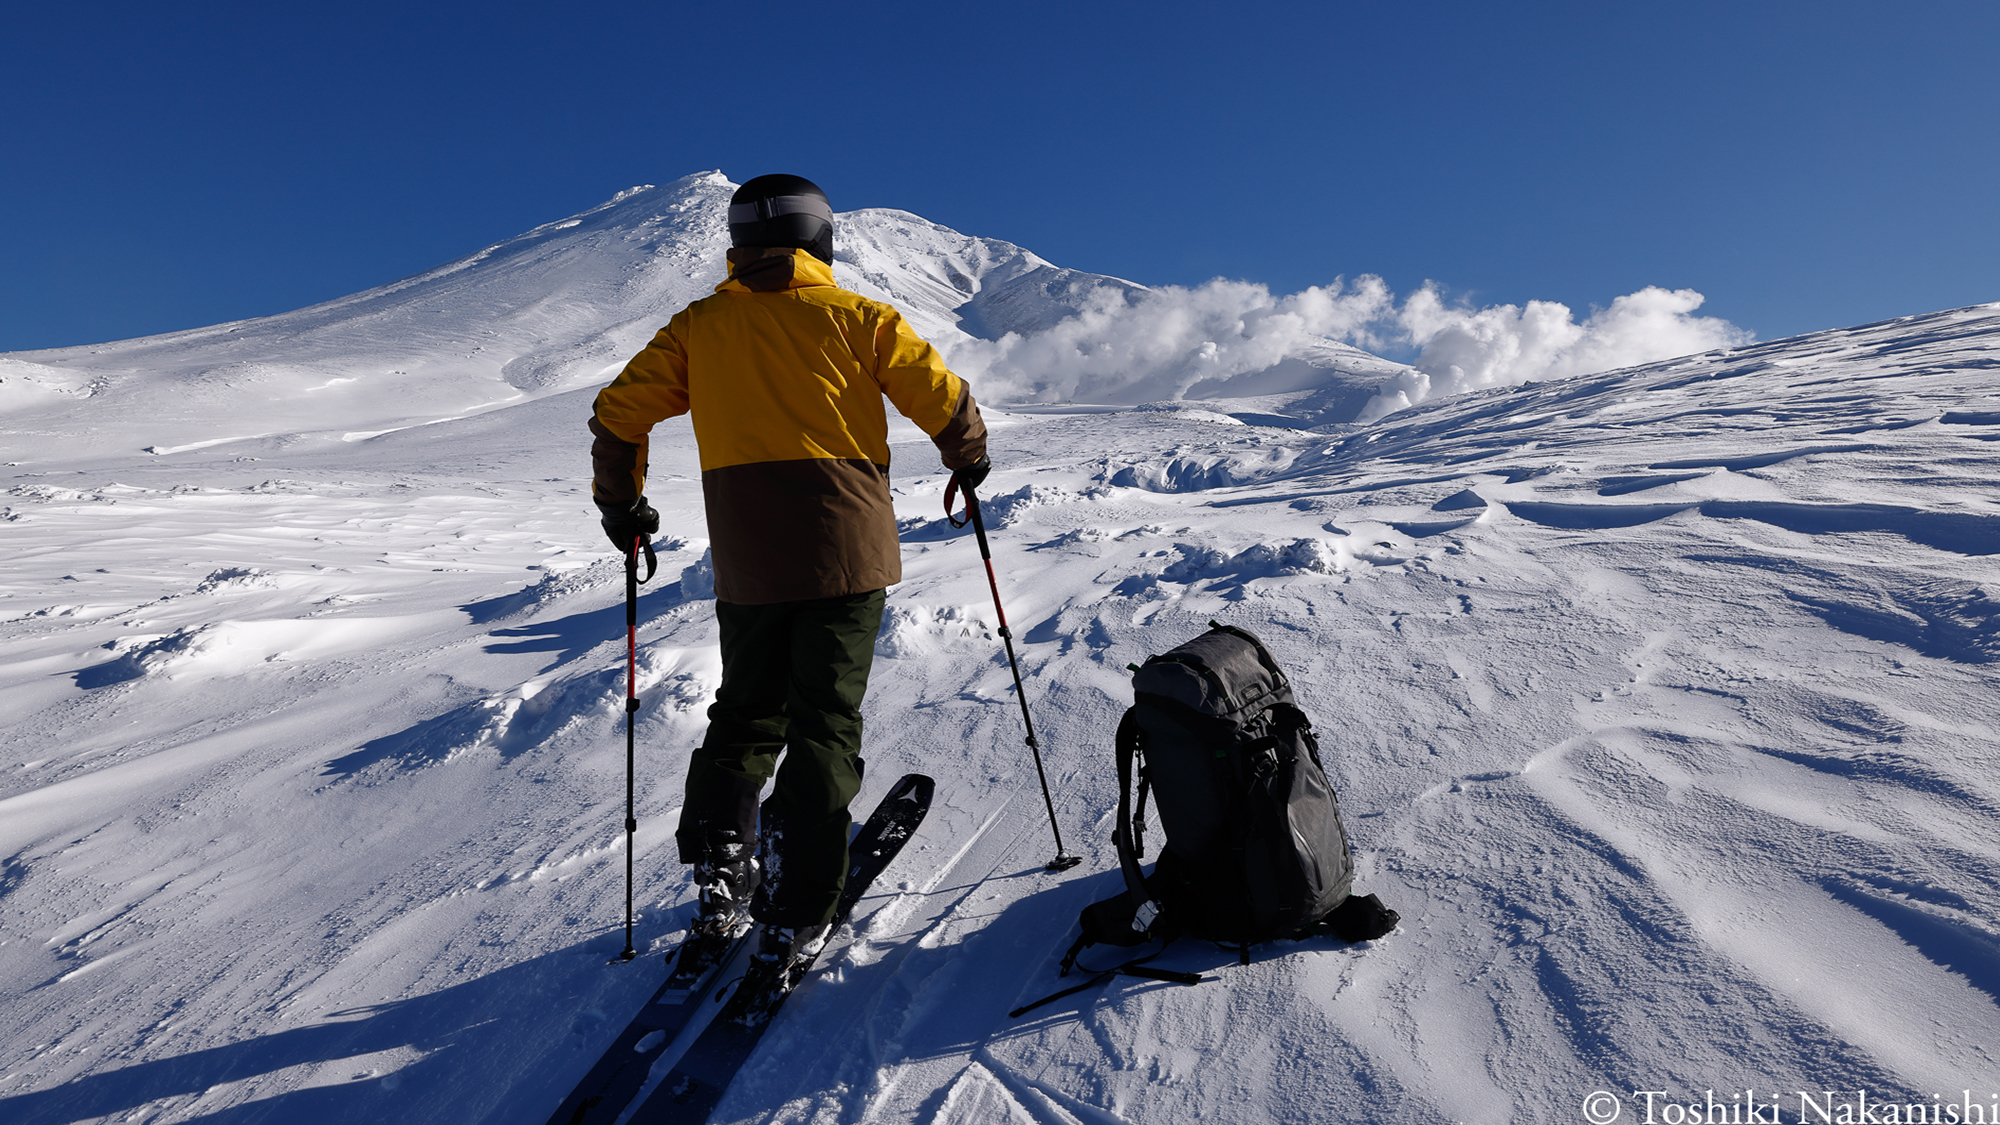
[0,937,659,1125]
[474,582,688,675]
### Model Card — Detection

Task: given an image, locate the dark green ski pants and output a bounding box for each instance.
[676,588,884,927]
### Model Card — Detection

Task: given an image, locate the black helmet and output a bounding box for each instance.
[729,174,834,264]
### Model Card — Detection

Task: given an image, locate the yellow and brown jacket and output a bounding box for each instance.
[590,247,988,604]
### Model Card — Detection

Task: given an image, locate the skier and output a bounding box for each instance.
[587,173,990,1006]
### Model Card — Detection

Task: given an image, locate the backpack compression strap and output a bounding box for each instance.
[1011,950,1203,1018]
[1113,708,1159,933]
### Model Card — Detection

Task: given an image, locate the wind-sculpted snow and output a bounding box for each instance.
[1106,445,1312,492]
[1157,538,1347,582]
[326,650,719,783]
[678,548,716,600]
[1784,577,2000,664]
[874,604,995,659]
[2,274,1999,1125]
[460,555,642,625]
[899,482,1090,541]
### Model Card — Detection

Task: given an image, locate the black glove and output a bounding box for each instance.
[597,495,660,553]
[952,454,992,493]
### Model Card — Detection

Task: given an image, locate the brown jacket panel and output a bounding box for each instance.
[702,457,901,604]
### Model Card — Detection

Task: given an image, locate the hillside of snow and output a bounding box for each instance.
[3,176,1998,1124]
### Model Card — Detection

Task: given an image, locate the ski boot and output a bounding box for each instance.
[667,852,760,979]
[691,853,760,938]
[719,921,831,1028]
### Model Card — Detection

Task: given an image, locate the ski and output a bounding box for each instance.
[543,924,756,1125]
[629,772,936,1123]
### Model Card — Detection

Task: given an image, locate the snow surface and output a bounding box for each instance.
[3,177,1999,1125]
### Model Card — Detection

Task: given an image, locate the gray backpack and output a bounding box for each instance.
[1061,622,1392,973]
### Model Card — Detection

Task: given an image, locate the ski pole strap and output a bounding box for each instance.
[629,535,658,585]
[943,474,971,528]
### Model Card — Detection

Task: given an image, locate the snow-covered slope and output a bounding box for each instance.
[3,281,1998,1124]
[3,175,729,461]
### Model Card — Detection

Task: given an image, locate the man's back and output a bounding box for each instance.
[591,246,983,604]
[662,250,969,474]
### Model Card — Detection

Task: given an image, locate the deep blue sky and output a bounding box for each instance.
[4,1,1996,352]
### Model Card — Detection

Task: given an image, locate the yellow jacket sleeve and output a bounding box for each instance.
[869,304,964,438]
[589,313,691,504]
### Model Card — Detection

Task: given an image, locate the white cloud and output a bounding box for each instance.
[1358,284,1753,422]
[941,274,1750,421]
[945,276,1394,404]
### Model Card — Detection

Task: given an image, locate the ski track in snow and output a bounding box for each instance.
[3,180,1999,1123]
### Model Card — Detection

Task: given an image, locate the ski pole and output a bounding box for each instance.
[945,477,1082,873]
[616,532,658,964]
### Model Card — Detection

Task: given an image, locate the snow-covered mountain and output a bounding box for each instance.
[0,171,1405,469]
[3,176,1998,1124]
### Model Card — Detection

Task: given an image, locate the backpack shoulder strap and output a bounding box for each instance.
[1113,707,1161,932]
